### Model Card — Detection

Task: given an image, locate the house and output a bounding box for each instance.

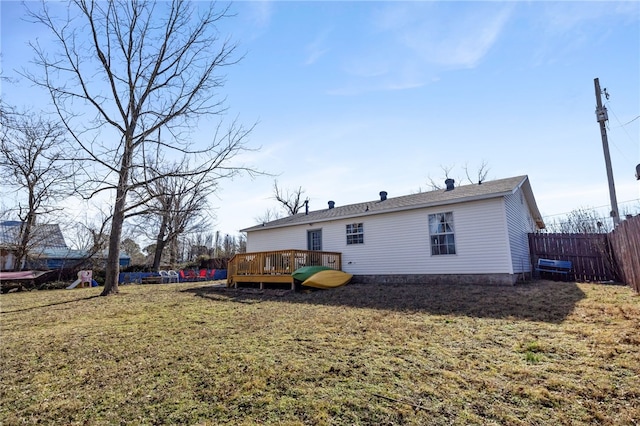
[0,221,130,271]
[0,221,68,270]
[28,247,131,270]
[241,175,545,286]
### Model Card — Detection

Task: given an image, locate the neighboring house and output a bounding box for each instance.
[0,221,67,270]
[28,247,131,270]
[242,175,545,286]
[0,221,130,270]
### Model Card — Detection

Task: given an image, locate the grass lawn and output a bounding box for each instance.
[1,280,638,425]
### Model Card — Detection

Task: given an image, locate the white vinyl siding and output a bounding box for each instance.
[504,188,537,274]
[247,197,513,276]
[247,226,310,252]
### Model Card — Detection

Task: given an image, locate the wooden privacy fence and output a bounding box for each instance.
[528,233,616,282]
[529,215,640,292]
[608,216,640,293]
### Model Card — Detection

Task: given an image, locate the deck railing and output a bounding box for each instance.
[227,249,342,288]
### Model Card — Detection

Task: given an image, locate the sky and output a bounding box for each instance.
[1,1,639,242]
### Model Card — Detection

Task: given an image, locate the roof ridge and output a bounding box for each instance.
[243,175,530,232]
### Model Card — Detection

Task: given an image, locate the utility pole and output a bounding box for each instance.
[594,77,620,227]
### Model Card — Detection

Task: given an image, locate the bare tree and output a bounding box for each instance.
[463,160,490,185]
[25,1,257,295]
[620,202,640,219]
[426,165,455,190]
[62,208,111,253]
[254,207,283,225]
[130,162,215,270]
[0,205,10,222]
[0,106,74,270]
[273,180,307,216]
[426,163,491,190]
[236,233,246,254]
[545,207,612,234]
[186,231,210,262]
[221,233,236,257]
[425,176,443,191]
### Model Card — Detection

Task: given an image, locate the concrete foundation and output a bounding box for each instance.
[351,273,526,286]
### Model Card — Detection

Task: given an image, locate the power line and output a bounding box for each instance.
[605,103,639,168]
[542,198,640,219]
[615,114,640,128]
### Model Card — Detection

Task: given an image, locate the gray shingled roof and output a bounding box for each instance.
[0,221,68,248]
[31,247,131,260]
[243,175,544,232]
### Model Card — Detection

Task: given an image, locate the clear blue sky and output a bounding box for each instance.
[2,1,639,240]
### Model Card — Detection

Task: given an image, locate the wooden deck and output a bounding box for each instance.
[227,249,342,290]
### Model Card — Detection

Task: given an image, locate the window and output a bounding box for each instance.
[429,212,456,255]
[307,229,322,251]
[346,223,364,245]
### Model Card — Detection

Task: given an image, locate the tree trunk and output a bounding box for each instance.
[101,140,133,296]
[152,218,168,270]
[14,225,31,271]
[101,195,126,295]
[15,212,36,271]
[152,195,172,270]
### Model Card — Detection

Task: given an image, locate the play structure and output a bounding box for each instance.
[66,270,98,289]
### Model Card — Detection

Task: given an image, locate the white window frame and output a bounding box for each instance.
[346,223,364,245]
[429,212,456,255]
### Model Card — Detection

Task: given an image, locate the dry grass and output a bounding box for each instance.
[1,280,638,425]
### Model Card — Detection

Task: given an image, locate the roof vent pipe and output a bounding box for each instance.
[328,201,335,209]
[445,178,455,191]
[304,199,309,215]
[379,191,388,201]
